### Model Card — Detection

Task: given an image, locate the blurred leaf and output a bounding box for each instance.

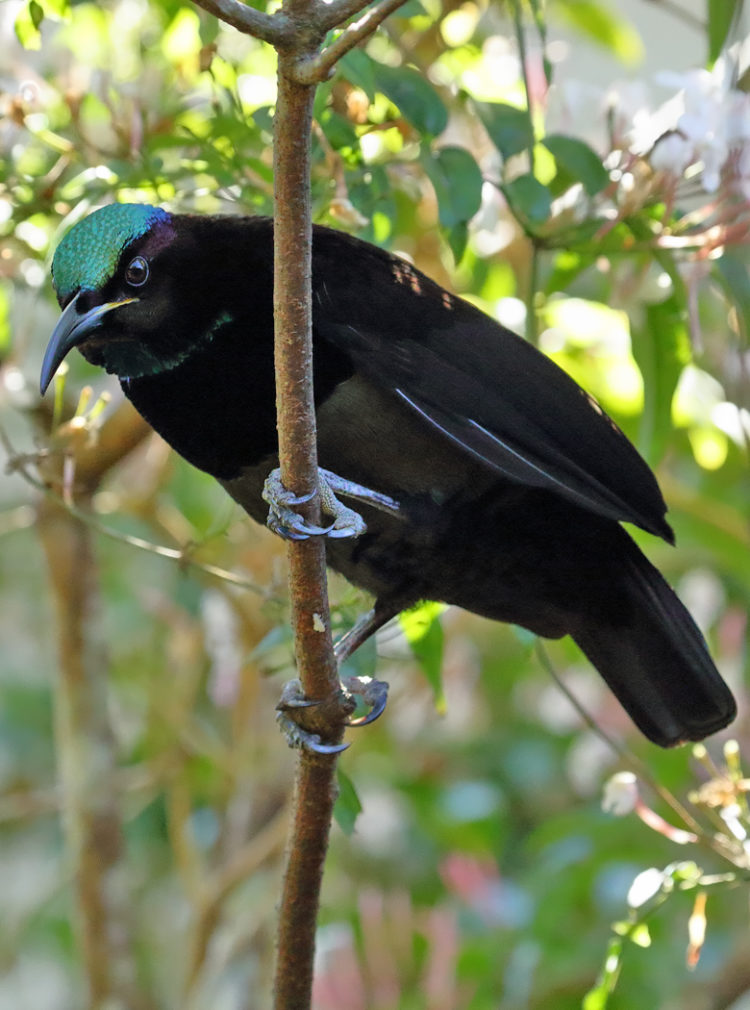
[14,0,43,49]
[339,48,377,99]
[631,293,691,463]
[371,62,448,135]
[334,767,363,835]
[554,0,643,64]
[542,134,609,196]
[476,101,533,159]
[707,0,741,64]
[422,145,483,229]
[399,601,445,710]
[502,174,552,225]
[447,221,469,263]
[0,284,10,359]
[714,252,750,342]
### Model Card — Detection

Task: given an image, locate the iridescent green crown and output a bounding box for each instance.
[52,203,169,301]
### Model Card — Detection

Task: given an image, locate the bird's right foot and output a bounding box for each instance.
[263,467,400,542]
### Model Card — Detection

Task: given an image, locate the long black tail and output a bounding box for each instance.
[572,549,736,747]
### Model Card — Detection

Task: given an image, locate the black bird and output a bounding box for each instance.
[40,203,736,747]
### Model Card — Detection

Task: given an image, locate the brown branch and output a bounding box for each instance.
[293,0,411,83]
[184,0,410,1004]
[271,36,352,1009]
[190,0,294,44]
[316,0,374,31]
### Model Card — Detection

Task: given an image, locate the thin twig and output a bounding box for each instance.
[316,0,374,32]
[0,422,266,593]
[534,642,712,843]
[294,0,411,82]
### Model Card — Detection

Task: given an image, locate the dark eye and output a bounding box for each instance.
[125,256,149,287]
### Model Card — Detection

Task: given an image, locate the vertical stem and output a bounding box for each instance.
[272,46,344,1010]
[37,496,149,1010]
[512,0,535,175]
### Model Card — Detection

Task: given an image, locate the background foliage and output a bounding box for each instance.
[1,0,749,1007]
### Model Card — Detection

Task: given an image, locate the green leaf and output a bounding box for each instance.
[334,768,363,835]
[714,252,750,342]
[542,134,609,196]
[371,63,448,136]
[555,0,643,65]
[29,0,44,29]
[0,284,10,359]
[631,293,691,463]
[399,602,445,710]
[708,0,740,64]
[422,146,483,228]
[502,174,552,225]
[447,221,468,263]
[475,101,533,160]
[339,48,377,100]
[14,0,43,49]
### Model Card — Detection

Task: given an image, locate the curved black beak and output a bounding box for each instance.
[40,293,136,395]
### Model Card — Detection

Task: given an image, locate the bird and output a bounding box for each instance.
[40,202,736,747]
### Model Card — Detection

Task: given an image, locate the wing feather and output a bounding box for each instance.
[311,228,673,542]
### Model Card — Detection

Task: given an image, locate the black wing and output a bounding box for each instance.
[311,226,673,542]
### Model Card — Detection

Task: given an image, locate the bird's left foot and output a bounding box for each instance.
[275,675,389,752]
[342,675,389,726]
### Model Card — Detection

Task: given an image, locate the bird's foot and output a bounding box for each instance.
[275,679,351,754]
[262,467,366,541]
[263,467,401,542]
[263,470,335,541]
[275,675,389,752]
[342,675,389,726]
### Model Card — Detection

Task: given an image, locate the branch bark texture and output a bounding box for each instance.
[188,1,411,1006]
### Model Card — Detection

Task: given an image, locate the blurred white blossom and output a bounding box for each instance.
[626,55,750,197]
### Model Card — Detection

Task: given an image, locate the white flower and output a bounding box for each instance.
[602,772,639,816]
[627,867,665,909]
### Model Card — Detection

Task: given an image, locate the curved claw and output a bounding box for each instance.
[276,678,350,754]
[267,511,335,541]
[262,466,367,543]
[343,676,389,727]
[276,711,350,754]
[325,525,363,540]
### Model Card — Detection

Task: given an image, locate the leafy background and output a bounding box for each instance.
[0,0,749,1008]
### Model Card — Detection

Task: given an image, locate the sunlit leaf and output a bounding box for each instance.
[399,601,445,710]
[555,0,643,64]
[14,0,43,49]
[631,293,691,463]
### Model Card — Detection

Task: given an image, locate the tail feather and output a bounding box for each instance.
[571,551,736,747]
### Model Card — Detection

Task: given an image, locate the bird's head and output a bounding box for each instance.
[40,203,212,393]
